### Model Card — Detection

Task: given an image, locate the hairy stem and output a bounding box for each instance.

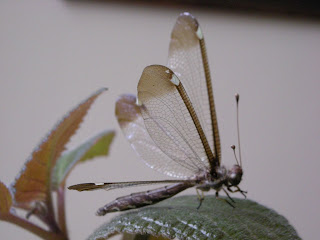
[57,182,68,237]
[1,212,67,240]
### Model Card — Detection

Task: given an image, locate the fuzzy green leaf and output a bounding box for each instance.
[52,130,115,190]
[88,195,300,240]
[12,88,106,210]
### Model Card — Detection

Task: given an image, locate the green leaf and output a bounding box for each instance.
[0,181,13,217]
[11,88,107,210]
[122,233,167,240]
[88,195,300,240]
[52,130,115,190]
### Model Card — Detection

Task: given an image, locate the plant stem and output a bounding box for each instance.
[57,182,68,237]
[45,172,62,234]
[2,212,67,240]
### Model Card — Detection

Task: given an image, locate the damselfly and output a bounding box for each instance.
[69,12,246,216]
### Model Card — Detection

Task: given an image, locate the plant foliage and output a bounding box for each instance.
[0,89,115,240]
[88,196,301,240]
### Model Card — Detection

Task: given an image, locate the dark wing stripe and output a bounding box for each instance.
[199,36,221,167]
[167,12,221,172]
[173,73,215,167]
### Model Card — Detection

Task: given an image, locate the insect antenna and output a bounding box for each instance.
[230,145,239,166]
[235,93,242,167]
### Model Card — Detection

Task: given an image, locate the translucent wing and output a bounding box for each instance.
[116,13,220,178]
[116,94,203,178]
[168,12,221,167]
[68,180,190,191]
[137,65,212,176]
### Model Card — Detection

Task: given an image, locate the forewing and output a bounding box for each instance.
[116,94,201,178]
[137,65,210,176]
[68,180,190,192]
[168,12,221,165]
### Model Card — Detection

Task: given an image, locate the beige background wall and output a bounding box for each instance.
[1,1,320,239]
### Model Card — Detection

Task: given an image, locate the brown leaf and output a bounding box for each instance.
[12,88,106,209]
[0,181,13,216]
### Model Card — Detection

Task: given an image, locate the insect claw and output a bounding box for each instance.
[240,190,247,198]
[197,200,203,210]
[237,187,247,198]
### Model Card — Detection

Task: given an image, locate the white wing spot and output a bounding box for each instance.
[201,156,207,162]
[165,69,170,74]
[196,26,203,40]
[170,74,180,86]
[95,183,104,186]
[136,97,142,106]
[175,72,181,77]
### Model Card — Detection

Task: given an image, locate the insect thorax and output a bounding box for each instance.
[196,166,228,192]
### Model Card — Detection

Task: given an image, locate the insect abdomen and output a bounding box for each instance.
[96,182,192,216]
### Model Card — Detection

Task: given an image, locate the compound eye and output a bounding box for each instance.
[228,165,243,186]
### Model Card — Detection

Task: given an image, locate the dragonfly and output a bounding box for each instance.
[68,12,246,216]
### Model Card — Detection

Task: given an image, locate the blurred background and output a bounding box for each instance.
[1,1,320,239]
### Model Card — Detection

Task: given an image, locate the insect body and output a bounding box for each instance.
[69,12,246,216]
[97,182,193,216]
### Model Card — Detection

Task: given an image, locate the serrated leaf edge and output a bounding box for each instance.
[10,88,107,205]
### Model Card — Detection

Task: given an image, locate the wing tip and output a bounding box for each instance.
[68,183,103,191]
[177,12,199,28]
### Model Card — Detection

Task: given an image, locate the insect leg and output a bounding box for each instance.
[222,188,235,203]
[227,186,247,198]
[216,191,235,208]
[196,189,205,210]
